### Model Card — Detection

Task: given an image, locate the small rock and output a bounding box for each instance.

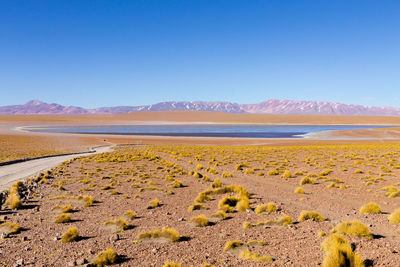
[87,249,94,255]
[22,236,28,241]
[178,217,185,221]
[15,259,24,266]
[34,206,40,212]
[68,261,77,267]
[53,236,59,241]
[76,258,87,265]
[1,232,9,239]
[109,234,119,242]
[166,212,171,215]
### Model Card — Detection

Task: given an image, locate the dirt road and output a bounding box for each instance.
[0,146,112,190]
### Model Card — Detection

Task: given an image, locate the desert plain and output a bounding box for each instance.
[1,111,400,266]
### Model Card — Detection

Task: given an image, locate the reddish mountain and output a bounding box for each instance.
[1,99,400,116]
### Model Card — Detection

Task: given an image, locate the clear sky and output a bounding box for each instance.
[1,0,400,108]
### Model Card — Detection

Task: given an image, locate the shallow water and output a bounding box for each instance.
[24,124,392,138]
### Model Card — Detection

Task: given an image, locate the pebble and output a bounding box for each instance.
[178,217,185,221]
[14,259,24,267]
[68,261,77,266]
[109,234,119,242]
[76,258,87,265]
[0,232,9,239]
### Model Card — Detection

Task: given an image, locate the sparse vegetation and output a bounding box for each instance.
[147,198,160,209]
[190,215,209,227]
[254,202,277,214]
[388,208,400,223]
[359,202,382,214]
[298,210,324,222]
[61,227,79,243]
[294,187,305,194]
[331,220,372,239]
[136,227,180,242]
[321,234,364,267]
[92,248,118,266]
[54,213,71,223]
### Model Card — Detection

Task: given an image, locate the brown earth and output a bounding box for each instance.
[1,144,400,266]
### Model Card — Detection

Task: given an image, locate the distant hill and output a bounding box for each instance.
[1,99,400,116]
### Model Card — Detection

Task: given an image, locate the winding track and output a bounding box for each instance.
[0,146,113,190]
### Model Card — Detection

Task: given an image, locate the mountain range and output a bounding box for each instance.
[1,99,400,116]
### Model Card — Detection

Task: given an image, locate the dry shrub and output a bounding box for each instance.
[54,213,71,223]
[136,227,180,243]
[298,210,324,222]
[331,220,372,239]
[210,210,227,221]
[294,187,305,194]
[4,194,22,210]
[239,250,273,262]
[92,248,118,266]
[0,221,20,235]
[121,210,137,221]
[300,176,315,185]
[254,203,277,214]
[188,203,205,212]
[147,199,160,209]
[359,202,381,214]
[51,204,73,214]
[388,208,400,223]
[61,227,79,243]
[321,234,364,267]
[190,215,209,227]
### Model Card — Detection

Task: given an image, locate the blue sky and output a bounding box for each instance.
[1,0,399,108]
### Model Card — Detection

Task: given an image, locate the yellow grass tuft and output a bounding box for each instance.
[321,234,364,267]
[359,202,381,214]
[243,215,293,229]
[92,248,118,266]
[281,170,292,178]
[122,210,137,221]
[136,227,180,243]
[300,176,315,185]
[388,208,400,223]
[222,171,233,178]
[298,210,324,222]
[212,178,222,188]
[318,231,326,238]
[0,221,20,234]
[51,204,73,214]
[54,213,71,223]
[190,215,209,227]
[239,250,273,262]
[188,203,205,212]
[223,240,245,252]
[331,220,372,239]
[294,187,305,194]
[254,202,277,214]
[267,169,280,176]
[193,172,203,178]
[4,194,22,210]
[61,227,79,243]
[211,210,227,221]
[147,199,160,209]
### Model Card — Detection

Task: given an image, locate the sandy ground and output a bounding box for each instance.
[1,144,400,266]
[0,146,112,191]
